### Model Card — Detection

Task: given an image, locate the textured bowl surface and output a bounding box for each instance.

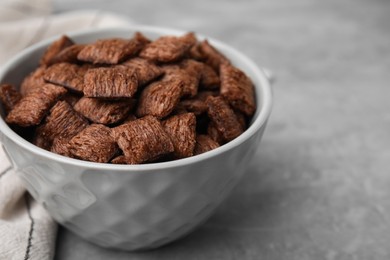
[0,26,272,250]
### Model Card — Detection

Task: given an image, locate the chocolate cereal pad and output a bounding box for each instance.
[0,31,257,164]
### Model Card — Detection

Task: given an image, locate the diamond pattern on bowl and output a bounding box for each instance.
[12,126,266,250]
[63,182,95,208]
[34,161,66,184]
[17,168,41,199]
[81,170,126,196]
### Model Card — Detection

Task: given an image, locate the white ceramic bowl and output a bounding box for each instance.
[0,26,272,250]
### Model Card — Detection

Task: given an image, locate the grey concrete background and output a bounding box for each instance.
[54,0,390,259]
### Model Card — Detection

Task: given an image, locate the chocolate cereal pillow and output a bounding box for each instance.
[0,32,256,164]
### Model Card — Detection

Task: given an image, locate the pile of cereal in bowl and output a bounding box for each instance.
[0,32,256,164]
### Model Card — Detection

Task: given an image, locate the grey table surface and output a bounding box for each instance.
[53,0,390,259]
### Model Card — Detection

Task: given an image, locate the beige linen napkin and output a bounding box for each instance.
[0,1,132,259]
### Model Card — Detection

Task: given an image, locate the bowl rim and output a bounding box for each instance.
[0,25,272,171]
